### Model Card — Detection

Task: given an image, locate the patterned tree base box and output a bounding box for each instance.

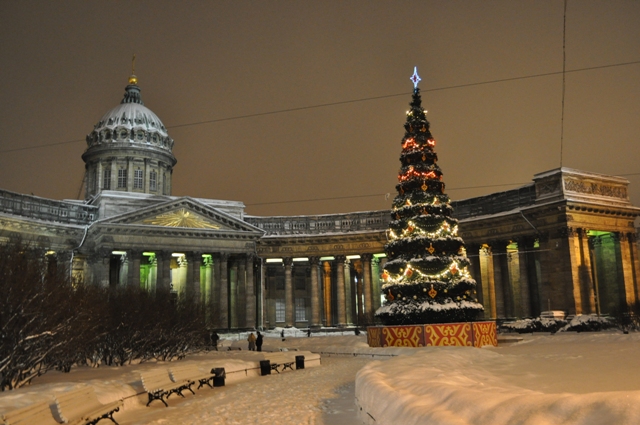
[367,321,497,348]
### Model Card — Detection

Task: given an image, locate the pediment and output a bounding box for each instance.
[101,197,263,234]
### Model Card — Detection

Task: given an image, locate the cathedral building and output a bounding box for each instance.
[1,75,639,330]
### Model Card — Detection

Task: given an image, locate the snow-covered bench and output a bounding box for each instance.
[263,353,301,373]
[2,400,59,425]
[170,364,217,390]
[53,385,122,425]
[140,368,195,407]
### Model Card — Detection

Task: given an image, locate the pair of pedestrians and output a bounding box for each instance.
[248,332,263,351]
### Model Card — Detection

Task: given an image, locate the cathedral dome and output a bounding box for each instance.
[85,80,174,152]
[82,76,177,200]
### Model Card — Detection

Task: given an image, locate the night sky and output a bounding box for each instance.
[0,1,638,217]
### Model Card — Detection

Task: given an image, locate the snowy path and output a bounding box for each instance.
[116,356,372,425]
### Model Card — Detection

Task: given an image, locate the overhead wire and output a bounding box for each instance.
[1,59,639,155]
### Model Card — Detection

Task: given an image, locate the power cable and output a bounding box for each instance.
[1,60,639,155]
[246,174,640,207]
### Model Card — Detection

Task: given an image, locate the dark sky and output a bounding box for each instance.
[0,1,638,216]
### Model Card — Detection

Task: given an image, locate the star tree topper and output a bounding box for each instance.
[410,66,421,88]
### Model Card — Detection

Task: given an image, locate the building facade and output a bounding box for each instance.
[1,78,639,330]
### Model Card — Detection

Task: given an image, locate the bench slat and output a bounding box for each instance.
[140,369,195,407]
[54,386,122,425]
[2,401,59,425]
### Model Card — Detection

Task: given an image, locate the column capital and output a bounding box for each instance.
[308,256,321,264]
[334,255,346,263]
[219,252,230,261]
[488,240,509,251]
[360,253,373,262]
[283,257,293,267]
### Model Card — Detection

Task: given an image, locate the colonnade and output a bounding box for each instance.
[89,249,258,330]
[466,228,640,319]
[261,254,384,329]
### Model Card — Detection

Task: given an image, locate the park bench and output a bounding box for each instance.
[170,364,215,390]
[53,385,123,425]
[2,400,59,425]
[262,353,300,374]
[140,368,195,407]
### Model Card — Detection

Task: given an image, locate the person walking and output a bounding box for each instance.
[210,331,219,351]
[248,332,257,351]
[256,331,263,352]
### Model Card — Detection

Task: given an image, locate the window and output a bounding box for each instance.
[162,173,167,195]
[295,298,306,321]
[150,170,157,191]
[134,169,143,189]
[117,169,127,188]
[103,169,111,190]
[275,299,285,323]
[92,170,97,192]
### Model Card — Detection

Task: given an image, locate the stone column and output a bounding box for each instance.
[219,253,229,329]
[157,251,171,292]
[617,232,638,306]
[629,233,640,303]
[190,252,202,303]
[144,158,149,193]
[490,242,508,318]
[96,161,103,194]
[309,257,321,328]
[344,259,353,325]
[202,255,213,322]
[335,255,347,327]
[515,239,532,318]
[245,255,256,329]
[212,255,221,326]
[129,249,141,288]
[564,227,594,315]
[354,261,363,325]
[361,254,373,324]
[323,261,332,327]
[372,257,382,311]
[230,259,239,329]
[259,261,267,330]
[126,157,133,192]
[466,244,482,302]
[110,161,117,191]
[91,249,111,287]
[284,258,294,326]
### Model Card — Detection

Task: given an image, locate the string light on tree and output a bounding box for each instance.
[375,68,484,325]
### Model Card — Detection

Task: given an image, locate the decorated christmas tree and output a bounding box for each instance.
[375,68,483,326]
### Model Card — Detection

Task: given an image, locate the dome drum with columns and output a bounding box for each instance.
[82,76,177,200]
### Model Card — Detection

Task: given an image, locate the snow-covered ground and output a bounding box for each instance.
[356,331,640,425]
[1,328,640,425]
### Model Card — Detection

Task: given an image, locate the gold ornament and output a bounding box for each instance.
[428,284,437,298]
[422,154,426,161]
[421,181,427,191]
[427,243,435,254]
